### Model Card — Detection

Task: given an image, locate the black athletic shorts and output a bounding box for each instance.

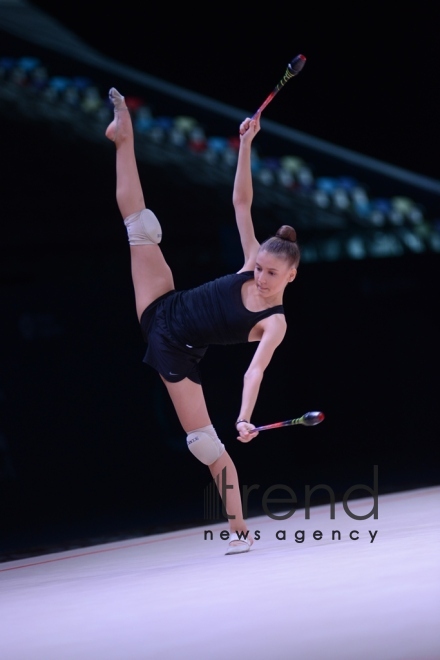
[140,291,207,384]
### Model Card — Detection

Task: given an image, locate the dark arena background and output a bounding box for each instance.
[1,4,439,658]
[0,0,439,555]
[1,0,439,559]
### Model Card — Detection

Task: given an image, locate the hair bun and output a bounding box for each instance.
[276,225,297,243]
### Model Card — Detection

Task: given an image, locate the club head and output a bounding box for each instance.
[288,54,306,76]
[302,411,325,426]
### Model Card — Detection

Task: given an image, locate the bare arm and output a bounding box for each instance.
[233,114,262,271]
[235,315,286,442]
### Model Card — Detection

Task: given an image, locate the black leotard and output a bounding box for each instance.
[140,271,285,383]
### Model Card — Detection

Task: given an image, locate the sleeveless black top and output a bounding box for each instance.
[164,270,285,348]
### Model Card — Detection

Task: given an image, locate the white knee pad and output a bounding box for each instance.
[187,424,225,466]
[123,208,162,245]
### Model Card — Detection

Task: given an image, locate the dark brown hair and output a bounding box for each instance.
[259,225,300,268]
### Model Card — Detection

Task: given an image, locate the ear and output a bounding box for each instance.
[288,268,297,283]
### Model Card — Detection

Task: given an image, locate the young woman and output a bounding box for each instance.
[105,88,300,554]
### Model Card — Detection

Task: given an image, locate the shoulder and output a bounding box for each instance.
[260,313,287,344]
[235,270,254,279]
[212,271,253,287]
[249,314,286,368]
[238,260,258,274]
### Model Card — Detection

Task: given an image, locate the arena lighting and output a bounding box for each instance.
[45,74,70,98]
[391,196,425,225]
[173,115,199,134]
[146,115,174,143]
[313,189,331,209]
[2,53,439,262]
[61,76,94,108]
[169,115,199,147]
[313,177,336,210]
[333,176,359,211]
[351,186,370,219]
[277,168,294,188]
[203,136,228,164]
[295,165,314,188]
[369,231,405,257]
[398,228,426,253]
[346,235,367,260]
[222,137,241,167]
[134,106,154,133]
[307,229,429,261]
[369,198,391,227]
[80,86,103,113]
[280,155,306,174]
[256,157,280,186]
[187,125,207,154]
[314,176,364,214]
[278,156,314,191]
[428,226,440,251]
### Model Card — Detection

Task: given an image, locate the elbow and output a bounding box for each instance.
[244,366,264,385]
[233,198,252,212]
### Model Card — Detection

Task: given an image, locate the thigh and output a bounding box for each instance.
[160,376,212,433]
[130,245,175,320]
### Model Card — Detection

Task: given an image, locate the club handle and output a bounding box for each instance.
[254,418,301,432]
[254,411,324,432]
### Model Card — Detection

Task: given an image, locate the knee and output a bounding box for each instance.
[124,208,162,245]
[186,424,225,466]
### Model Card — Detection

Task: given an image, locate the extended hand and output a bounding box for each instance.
[239,113,261,144]
[236,421,259,443]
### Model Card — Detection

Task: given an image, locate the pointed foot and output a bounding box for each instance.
[225,532,254,555]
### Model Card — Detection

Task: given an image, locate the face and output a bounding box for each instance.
[254,250,296,298]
